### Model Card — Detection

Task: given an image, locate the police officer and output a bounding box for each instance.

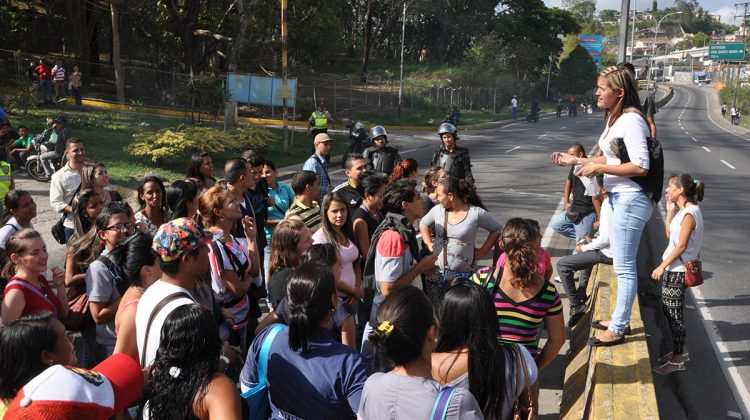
[363,126,402,177]
[430,123,474,183]
[307,103,331,138]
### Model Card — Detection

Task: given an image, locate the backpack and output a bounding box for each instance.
[615,136,664,203]
[96,254,132,297]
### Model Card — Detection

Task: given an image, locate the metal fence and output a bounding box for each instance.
[1,49,506,121]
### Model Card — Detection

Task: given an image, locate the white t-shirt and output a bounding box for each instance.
[135,280,195,367]
[0,218,33,250]
[511,98,518,108]
[663,204,703,272]
[597,112,650,193]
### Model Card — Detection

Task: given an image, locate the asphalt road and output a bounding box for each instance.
[17,87,747,418]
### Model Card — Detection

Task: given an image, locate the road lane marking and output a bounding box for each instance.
[561,126,567,129]
[538,134,548,138]
[505,146,520,154]
[692,137,698,142]
[702,146,711,152]
[685,131,689,135]
[698,86,750,142]
[721,160,736,169]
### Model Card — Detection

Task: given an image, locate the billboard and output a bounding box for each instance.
[227,73,297,107]
[579,35,603,70]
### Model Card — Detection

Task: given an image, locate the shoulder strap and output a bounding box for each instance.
[442,209,449,270]
[5,279,58,317]
[313,155,330,185]
[430,386,457,420]
[140,292,193,368]
[256,324,285,387]
[2,222,19,232]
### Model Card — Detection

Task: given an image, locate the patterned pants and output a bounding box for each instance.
[661,271,687,354]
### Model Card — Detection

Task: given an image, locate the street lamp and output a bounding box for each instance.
[650,11,682,86]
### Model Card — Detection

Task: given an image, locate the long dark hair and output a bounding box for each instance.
[68,202,133,266]
[109,233,159,288]
[368,286,434,366]
[143,304,220,420]
[439,176,485,209]
[435,279,514,419]
[319,191,356,250]
[166,180,199,220]
[185,152,211,183]
[2,190,32,225]
[0,312,58,399]
[286,262,336,352]
[72,189,100,238]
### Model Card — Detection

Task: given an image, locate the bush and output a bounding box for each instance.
[128,124,273,163]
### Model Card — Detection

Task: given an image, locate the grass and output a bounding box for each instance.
[7,105,348,188]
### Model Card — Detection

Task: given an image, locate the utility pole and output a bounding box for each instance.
[630,0,637,62]
[281,0,289,152]
[397,2,406,118]
[618,0,631,63]
[732,1,750,110]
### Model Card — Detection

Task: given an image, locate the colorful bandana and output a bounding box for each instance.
[152,217,212,262]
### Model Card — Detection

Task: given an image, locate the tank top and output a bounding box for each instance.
[3,276,62,318]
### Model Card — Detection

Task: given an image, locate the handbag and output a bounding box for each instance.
[63,290,93,332]
[681,256,703,288]
[564,210,583,224]
[51,184,81,245]
[513,344,537,420]
[241,324,285,419]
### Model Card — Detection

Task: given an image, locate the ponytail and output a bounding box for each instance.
[670,173,705,203]
[389,158,419,182]
[439,176,486,209]
[286,262,336,352]
[501,218,538,288]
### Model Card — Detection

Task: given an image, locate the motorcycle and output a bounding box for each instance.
[341,119,371,168]
[581,103,593,114]
[25,127,58,182]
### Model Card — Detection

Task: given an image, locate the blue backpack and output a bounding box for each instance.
[241,324,285,419]
[430,386,457,420]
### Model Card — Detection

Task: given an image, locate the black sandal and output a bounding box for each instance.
[588,335,625,347]
[591,319,631,335]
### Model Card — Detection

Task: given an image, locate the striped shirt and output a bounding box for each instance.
[494,281,562,357]
[285,198,322,233]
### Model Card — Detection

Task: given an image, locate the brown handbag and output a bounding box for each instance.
[682,258,703,288]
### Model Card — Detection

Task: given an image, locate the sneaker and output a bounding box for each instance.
[657,352,690,364]
[554,275,562,283]
[653,361,685,374]
[567,304,587,328]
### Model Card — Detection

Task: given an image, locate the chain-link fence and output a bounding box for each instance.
[1,49,506,122]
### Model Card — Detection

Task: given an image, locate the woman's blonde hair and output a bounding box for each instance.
[599,65,644,127]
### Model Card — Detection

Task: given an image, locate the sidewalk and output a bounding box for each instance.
[700,84,750,136]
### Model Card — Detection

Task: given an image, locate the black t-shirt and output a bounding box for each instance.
[336,182,364,212]
[568,167,595,214]
[268,266,293,309]
[643,94,656,118]
[352,206,382,238]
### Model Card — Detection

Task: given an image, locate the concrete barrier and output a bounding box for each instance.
[561,264,660,420]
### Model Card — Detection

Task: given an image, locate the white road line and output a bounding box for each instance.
[702,146,711,152]
[699,87,750,142]
[561,126,567,129]
[721,159,736,169]
[505,146,521,154]
[538,134,548,138]
[692,137,698,142]
[576,121,583,124]
[685,131,689,135]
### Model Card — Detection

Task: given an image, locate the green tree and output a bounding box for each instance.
[562,0,596,24]
[558,44,597,94]
[599,9,618,22]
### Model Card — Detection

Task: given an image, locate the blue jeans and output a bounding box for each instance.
[512,107,517,119]
[550,210,596,242]
[608,191,652,335]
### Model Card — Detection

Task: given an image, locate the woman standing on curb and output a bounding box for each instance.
[650,174,704,375]
[552,65,652,347]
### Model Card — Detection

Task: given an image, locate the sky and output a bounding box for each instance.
[542,1,740,27]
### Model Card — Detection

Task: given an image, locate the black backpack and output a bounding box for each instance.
[615,136,664,203]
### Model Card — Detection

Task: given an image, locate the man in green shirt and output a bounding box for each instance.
[8,125,33,170]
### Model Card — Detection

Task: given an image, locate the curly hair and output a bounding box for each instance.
[501,218,538,289]
[142,304,220,420]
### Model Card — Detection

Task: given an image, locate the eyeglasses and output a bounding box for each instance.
[105,223,136,232]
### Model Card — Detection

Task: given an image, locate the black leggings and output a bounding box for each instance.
[661,271,687,354]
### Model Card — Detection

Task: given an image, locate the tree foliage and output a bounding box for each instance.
[558,44,597,95]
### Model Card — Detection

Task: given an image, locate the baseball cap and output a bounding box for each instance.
[152,217,212,262]
[314,133,333,145]
[5,353,144,419]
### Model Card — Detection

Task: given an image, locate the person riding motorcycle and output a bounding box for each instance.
[40,116,71,178]
[342,119,370,168]
[362,125,402,177]
[430,123,474,183]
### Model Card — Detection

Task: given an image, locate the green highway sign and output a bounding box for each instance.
[709,43,746,60]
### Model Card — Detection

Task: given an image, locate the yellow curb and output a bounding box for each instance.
[561,264,659,420]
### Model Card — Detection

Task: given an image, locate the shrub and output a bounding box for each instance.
[128,124,273,163]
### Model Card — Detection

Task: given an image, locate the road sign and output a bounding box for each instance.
[709,43,746,60]
[579,35,603,70]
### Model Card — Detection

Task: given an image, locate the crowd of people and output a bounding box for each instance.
[0,61,706,419]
